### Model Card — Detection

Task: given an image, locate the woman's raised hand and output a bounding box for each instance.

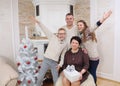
[100,10,112,23]
[103,10,112,20]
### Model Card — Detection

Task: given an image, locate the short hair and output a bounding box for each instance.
[58,28,66,33]
[66,13,73,17]
[70,36,82,45]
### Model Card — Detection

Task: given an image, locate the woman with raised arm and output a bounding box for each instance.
[77,10,112,84]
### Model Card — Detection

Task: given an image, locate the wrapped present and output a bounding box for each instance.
[63,65,80,83]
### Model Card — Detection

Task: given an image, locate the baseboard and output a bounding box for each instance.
[97,72,120,83]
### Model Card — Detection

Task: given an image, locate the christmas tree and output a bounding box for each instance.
[16,38,40,86]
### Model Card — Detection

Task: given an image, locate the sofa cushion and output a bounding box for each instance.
[0,57,6,64]
[7,79,17,86]
[0,59,18,86]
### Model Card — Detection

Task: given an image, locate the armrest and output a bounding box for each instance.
[6,79,18,86]
[0,62,18,86]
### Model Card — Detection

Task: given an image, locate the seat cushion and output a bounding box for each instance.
[0,57,6,64]
[7,79,17,86]
[0,58,18,86]
[81,74,95,86]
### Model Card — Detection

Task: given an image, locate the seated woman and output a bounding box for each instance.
[61,36,90,86]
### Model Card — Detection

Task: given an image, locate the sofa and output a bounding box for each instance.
[0,58,18,86]
[55,74,95,86]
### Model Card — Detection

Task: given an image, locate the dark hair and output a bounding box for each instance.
[70,36,82,45]
[66,13,73,17]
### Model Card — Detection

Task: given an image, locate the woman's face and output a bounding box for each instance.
[77,22,85,32]
[71,39,80,50]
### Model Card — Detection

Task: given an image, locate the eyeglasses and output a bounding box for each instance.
[58,33,66,35]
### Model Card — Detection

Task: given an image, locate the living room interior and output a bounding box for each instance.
[0,0,120,86]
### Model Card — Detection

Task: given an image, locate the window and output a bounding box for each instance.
[70,5,73,15]
[36,5,39,16]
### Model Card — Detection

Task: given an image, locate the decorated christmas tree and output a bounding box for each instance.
[16,38,40,86]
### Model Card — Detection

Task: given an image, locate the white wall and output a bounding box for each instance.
[35,0,75,36]
[114,0,120,82]
[90,0,120,82]
[0,0,19,67]
[38,4,69,36]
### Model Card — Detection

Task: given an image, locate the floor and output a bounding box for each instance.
[43,77,120,86]
[97,77,120,86]
[43,78,53,86]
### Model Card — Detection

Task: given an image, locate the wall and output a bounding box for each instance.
[74,0,90,25]
[0,0,19,68]
[18,0,35,40]
[75,0,120,82]
[114,0,120,82]
[19,0,75,37]
[90,0,120,82]
[35,0,75,36]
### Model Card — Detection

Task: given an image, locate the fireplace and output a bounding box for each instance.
[31,39,49,60]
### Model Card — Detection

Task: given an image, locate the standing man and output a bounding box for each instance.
[57,13,79,73]
[31,17,67,86]
[61,13,78,48]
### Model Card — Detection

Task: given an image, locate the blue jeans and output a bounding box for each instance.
[88,59,99,84]
[36,58,58,86]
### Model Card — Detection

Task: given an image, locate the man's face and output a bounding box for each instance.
[65,15,74,26]
[57,30,66,41]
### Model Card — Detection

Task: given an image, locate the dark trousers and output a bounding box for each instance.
[88,59,99,84]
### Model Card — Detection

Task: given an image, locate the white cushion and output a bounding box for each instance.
[7,79,17,86]
[81,74,95,86]
[0,59,18,86]
[0,57,6,64]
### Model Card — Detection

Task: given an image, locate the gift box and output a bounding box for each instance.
[63,65,80,83]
